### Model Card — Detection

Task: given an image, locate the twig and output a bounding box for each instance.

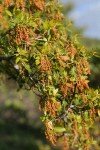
[71,132,78,148]
[30,36,47,41]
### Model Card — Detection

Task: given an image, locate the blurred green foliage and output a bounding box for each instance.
[0,81,59,150]
[81,38,100,88]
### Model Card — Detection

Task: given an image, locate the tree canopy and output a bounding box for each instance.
[0,0,100,149]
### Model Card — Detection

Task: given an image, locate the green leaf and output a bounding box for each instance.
[54,127,66,133]
[5,9,13,17]
[23,64,31,73]
[53,88,58,96]
[20,50,27,56]
[36,59,40,65]
[43,38,47,42]
[59,40,64,47]
[48,75,52,81]
[49,20,55,27]
[16,57,20,64]
[40,116,47,122]
[62,100,67,107]
[76,115,82,123]
[43,21,49,29]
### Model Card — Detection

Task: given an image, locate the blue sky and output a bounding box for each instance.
[61,0,100,39]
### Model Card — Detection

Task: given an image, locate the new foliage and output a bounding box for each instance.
[0,0,100,149]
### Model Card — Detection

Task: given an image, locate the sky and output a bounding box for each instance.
[61,0,100,39]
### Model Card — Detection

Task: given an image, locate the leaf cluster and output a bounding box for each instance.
[0,0,100,149]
